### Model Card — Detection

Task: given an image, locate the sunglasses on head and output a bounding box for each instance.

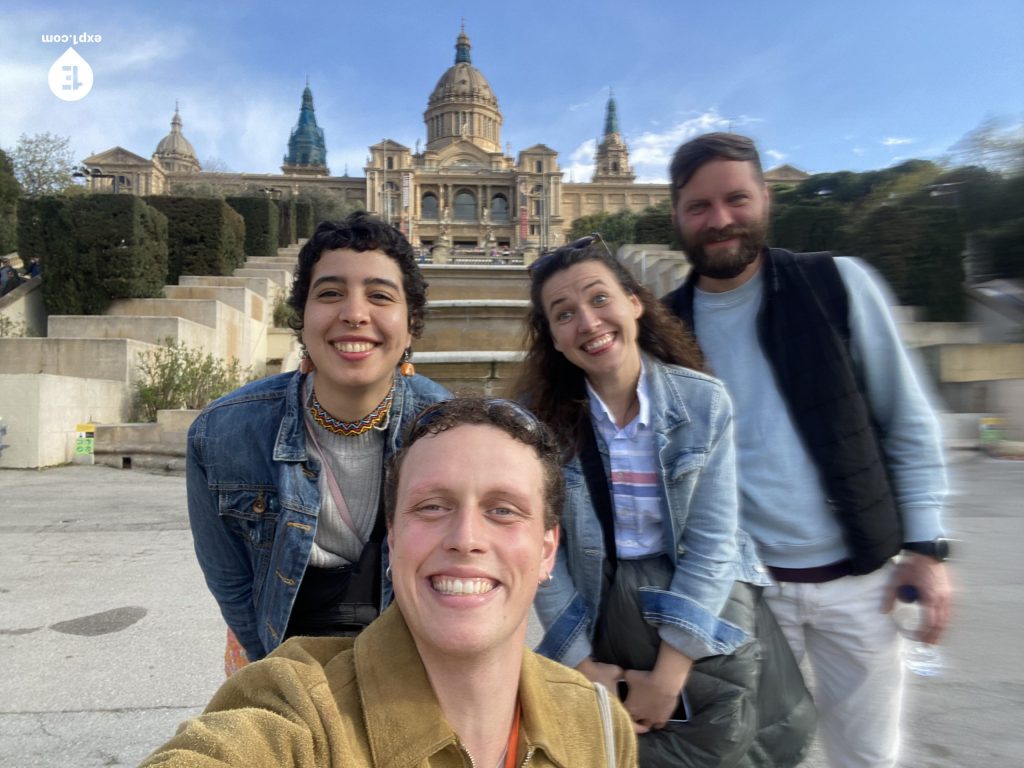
[408,398,548,446]
[527,232,614,274]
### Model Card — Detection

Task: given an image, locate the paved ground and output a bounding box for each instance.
[1,454,1022,767]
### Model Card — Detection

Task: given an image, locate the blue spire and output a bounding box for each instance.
[455,22,471,64]
[284,82,327,168]
[604,90,620,136]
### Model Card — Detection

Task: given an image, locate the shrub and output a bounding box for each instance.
[144,196,245,282]
[19,195,168,315]
[278,198,297,248]
[272,293,297,328]
[226,196,279,257]
[131,339,255,422]
[295,201,314,239]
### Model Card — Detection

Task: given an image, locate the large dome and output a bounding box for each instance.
[424,27,503,153]
[429,29,499,109]
[154,105,200,173]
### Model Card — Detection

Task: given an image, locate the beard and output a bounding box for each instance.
[680,220,768,280]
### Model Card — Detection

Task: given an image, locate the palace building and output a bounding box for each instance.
[80,26,806,255]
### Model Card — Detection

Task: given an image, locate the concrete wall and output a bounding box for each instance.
[414,351,524,398]
[0,373,130,468]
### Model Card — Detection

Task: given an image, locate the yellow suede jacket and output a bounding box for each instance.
[141,605,637,767]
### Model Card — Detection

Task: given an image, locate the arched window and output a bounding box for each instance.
[386,156,394,170]
[454,190,476,221]
[421,193,439,220]
[490,194,509,221]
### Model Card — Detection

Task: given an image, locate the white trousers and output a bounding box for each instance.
[764,564,905,768]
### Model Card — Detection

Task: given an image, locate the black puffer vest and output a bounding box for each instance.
[665,248,902,574]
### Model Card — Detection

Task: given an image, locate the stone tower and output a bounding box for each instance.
[282,80,329,176]
[423,24,503,154]
[592,91,635,183]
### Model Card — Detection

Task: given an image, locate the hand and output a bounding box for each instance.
[576,658,625,697]
[884,553,953,644]
[622,669,683,733]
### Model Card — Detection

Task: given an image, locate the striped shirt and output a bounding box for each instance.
[586,363,665,558]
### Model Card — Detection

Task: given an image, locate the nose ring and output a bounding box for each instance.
[344,319,365,328]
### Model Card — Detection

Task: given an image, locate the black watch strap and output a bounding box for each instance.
[903,538,951,562]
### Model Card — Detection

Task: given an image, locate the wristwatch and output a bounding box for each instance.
[903,538,952,562]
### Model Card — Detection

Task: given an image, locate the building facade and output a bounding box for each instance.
[82,26,806,254]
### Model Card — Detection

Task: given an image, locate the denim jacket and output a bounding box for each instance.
[534,356,769,668]
[186,369,450,661]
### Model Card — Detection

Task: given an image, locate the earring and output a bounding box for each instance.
[400,348,415,377]
[385,565,392,581]
[538,571,554,587]
[299,345,315,374]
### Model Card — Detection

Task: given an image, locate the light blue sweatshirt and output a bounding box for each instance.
[693,257,947,569]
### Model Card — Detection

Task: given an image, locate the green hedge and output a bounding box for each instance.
[19,195,168,315]
[295,201,314,240]
[0,149,18,254]
[226,196,279,257]
[278,198,297,248]
[145,196,245,283]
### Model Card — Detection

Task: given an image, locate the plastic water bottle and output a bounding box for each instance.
[892,584,943,676]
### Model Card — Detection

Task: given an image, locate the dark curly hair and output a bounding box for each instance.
[512,241,705,457]
[287,211,427,340]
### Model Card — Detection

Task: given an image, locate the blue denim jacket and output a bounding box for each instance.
[186,370,450,661]
[534,356,770,668]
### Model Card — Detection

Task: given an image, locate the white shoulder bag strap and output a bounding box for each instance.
[594,682,617,768]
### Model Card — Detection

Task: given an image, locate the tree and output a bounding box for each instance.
[0,149,20,254]
[10,132,76,197]
[947,116,1024,177]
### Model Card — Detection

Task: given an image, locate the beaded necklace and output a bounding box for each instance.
[309,381,395,436]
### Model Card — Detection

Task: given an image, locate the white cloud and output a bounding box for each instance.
[765,149,786,163]
[882,136,914,147]
[563,138,596,183]
[625,109,735,182]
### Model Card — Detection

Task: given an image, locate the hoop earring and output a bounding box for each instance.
[385,565,393,581]
[400,348,415,377]
[299,344,314,374]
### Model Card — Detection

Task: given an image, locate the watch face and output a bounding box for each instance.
[934,538,951,560]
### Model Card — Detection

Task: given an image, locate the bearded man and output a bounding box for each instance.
[663,132,953,768]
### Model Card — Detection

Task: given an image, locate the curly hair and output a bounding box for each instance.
[512,241,705,457]
[287,211,427,340]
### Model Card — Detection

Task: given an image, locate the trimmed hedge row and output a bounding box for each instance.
[145,196,245,283]
[295,201,314,240]
[226,196,279,257]
[278,197,297,248]
[18,195,168,315]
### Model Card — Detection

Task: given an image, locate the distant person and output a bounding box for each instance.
[142,397,636,767]
[515,236,814,766]
[26,256,41,278]
[663,132,952,768]
[187,212,449,671]
[0,257,22,296]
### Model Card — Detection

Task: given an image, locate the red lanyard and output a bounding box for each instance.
[504,701,521,768]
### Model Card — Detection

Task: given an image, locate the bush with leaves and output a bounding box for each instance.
[132,340,254,422]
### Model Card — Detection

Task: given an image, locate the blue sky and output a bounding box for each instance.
[2,0,1022,184]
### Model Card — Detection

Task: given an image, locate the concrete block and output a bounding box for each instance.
[47,315,218,352]
[0,373,130,468]
[234,267,291,290]
[177,274,272,300]
[0,337,158,381]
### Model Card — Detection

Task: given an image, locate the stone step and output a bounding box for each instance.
[418,300,529,353]
[47,314,218,351]
[164,284,267,323]
[233,266,292,290]
[421,264,530,302]
[178,274,273,300]
[412,351,524,398]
